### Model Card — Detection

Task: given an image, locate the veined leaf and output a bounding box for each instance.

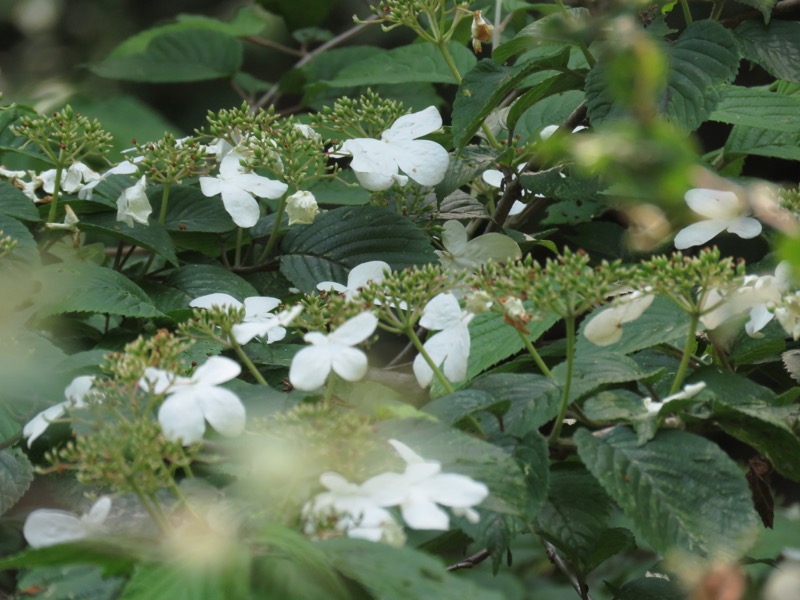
[575,427,759,559]
[724,124,800,161]
[733,0,778,23]
[0,213,38,263]
[158,185,236,233]
[80,212,179,267]
[735,20,800,82]
[0,180,39,221]
[469,373,562,436]
[710,86,800,132]
[493,9,591,64]
[0,449,33,515]
[18,565,125,600]
[506,70,587,138]
[143,264,258,313]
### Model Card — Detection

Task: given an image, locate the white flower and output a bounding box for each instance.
[79,158,141,200]
[44,204,80,231]
[285,190,319,226]
[776,292,800,340]
[482,167,529,216]
[413,293,473,388]
[435,221,521,271]
[23,496,112,548]
[642,382,706,415]
[139,356,245,445]
[23,375,95,446]
[116,175,152,227]
[337,107,449,191]
[316,261,391,302]
[39,162,100,195]
[674,188,762,250]
[288,312,378,391]
[199,150,288,228]
[190,293,300,345]
[361,440,489,530]
[742,262,792,337]
[539,124,587,140]
[294,124,321,143]
[584,291,655,346]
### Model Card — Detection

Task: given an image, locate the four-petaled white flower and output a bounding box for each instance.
[190,293,300,345]
[642,382,706,415]
[199,150,288,228]
[435,220,521,272]
[23,375,95,446]
[337,107,449,191]
[413,293,474,388]
[583,290,655,346]
[40,162,100,195]
[316,261,391,302]
[289,312,378,391]
[139,356,245,445]
[285,190,319,226]
[741,261,792,337]
[23,496,112,548]
[116,175,152,227]
[674,188,762,250]
[361,439,489,530]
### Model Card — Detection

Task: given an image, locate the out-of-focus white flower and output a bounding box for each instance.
[23,496,112,548]
[294,124,321,143]
[337,107,449,191]
[539,124,587,140]
[285,190,319,226]
[44,204,80,231]
[435,221,521,271]
[79,158,142,200]
[776,291,800,340]
[23,375,95,446]
[199,150,288,228]
[289,312,378,391]
[465,290,493,314]
[642,382,706,415]
[674,188,762,250]
[140,356,245,445]
[190,293,300,345]
[413,293,473,388]
[316,261,391,302]
[116,175,151,227]
[584,290,655,346]
[39,162,100,195]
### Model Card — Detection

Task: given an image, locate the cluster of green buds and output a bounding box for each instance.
[0,231,17,259]
[309,90,406,140]
[135,132,206,186]
[366,0,470,45]
[258,117,328,190]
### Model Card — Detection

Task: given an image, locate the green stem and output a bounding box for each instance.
[128,479,170,532]
[679,0,694,25]
[234,227,244,268]
[515,328,554,378]
[257,192,288,264]
[554,0,595,67]
[47,164,65,223]
[231,339,269,386]
[709,0,725,19]
[406,327,455,394]
[548,315,575,445]
[323,373,336,406]
[669,312,699,394]
[158,183,171,225]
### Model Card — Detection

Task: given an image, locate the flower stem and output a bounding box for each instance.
[679,0,694,25]
[46,164,65,223]
[669,312,699,395]
[257,192,288,264]
[323,374,336,406]
[548,315,575,445]
[231,339,269,386]
[406,326,455,394]
[234,227,244,268]
[516,328,554,378]
[158,183,171,225]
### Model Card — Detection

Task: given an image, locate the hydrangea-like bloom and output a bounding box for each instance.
[139,356,245,445]
[116,175,151,227]
[435,221,521,272]
[583,290,655,346]
[674,188,762,250]
[289,312,378,391]
[190,293,300,345]
[413,293,474,388]
[40,162,100,195]
[337,107,449,191]
[23,375,95,446]
[24,496,112,548]
[199,150,288,228]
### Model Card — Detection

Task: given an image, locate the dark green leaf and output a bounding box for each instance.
[0,213,38,263]
[513,90,585,144]
[710,86,800,132]
[733,0,778,23]
[121,561,246,600]
[17,565,125,600]
[605,575,685,600]
[493,9,591,64]
[514,431,550,522]
[0,180,40,221]
[279,206,436,293]
[506,71,587,138]
[80,212,178,267]
[92,29,243,82]
[0,540,137,576]
[159,185,236,233]
[552,350,661,402]
[255,0,336,31]
[735,20,800,82]
[434,145,499,201]
[724,124,800,161]
[143,264,258,313]
[575,427,760,559]
[0,449,33,515]
[470,374,562,436]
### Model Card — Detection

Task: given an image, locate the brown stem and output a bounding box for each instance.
[543,540,593,600]
[446,548,491,572]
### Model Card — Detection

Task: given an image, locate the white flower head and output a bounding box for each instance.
[337,106,449,191]
[413,293,474,388]
[39,162,100,195]
[435,221,521,272]
[116,175,152,227]
[23,375,96,446]
[316,261,391,302]
[23,496,112,548]
[199,150,288,228]
[190,293,300,345]
[643,382,706,415]
[674,188,762,250]
[285,190,319,226]
[584,290,655,346]
[139,356,245,445]
[289,312,378,391]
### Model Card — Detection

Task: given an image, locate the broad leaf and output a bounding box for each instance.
[0,449,33,515]
[575,427,760,559]
[159,185,236,233]
[279,206,436,293]
[734,0,778,23]
[80,212,179,267]
[434,145,499,201]
[143,264,258,313]
[505,70,587,137]
[493,9,591,64]
[724,125,800,161]
[0,213,38,263]
[121,562,245,600]
[710,86,800,132]
[256,0,336,31]
[735,20,800,82]
[469,374,562,436]
[92,29,243,82]
[552,350,661,402]
[0,540,137,576]
[17,565,125,600]
[0,180,40,221]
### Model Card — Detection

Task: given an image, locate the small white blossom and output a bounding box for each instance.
[190,293,300,345]
[316,261,391,302]
[23,496,112,548]
[583,290,655,346]
[199,150,288,228]
[435,221,521,272]
[116,176,152,227]
[289,312,378,391]
[23,375,95,446]
[642,382,706,415]
[139,356,245,445]
[413,293,474,388]
[674,188,762,250]
[337,107,449,191]
[285,190,319,226]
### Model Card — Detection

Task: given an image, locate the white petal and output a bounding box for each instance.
[440,326,471,383]
[218,151,247,178]
[232,321,283,345]
[726,216,762,239]
[382,106,442,142]
[83,497,112,527]
[392,139,450,187]
[347,261,390,290]
[316,281,347,294]
[158,393,206,445]
[232,173,288,199]
[684,188,741,219]
[387,439,425,464]
[329,312,378,346]
[417,473,489,507]
[539,125,559,140]
[64,375,95,406]
[23,402,68,446]
[289,346,332,391]
[243,296,281,317]
[220,184,261,228]
[139,367,175,395]
[401,494,450,530]
[673,219,729,249]
[190,293,242,311]
[420,293,463,330]
[413,352,435,388]
[329,347,369,382]
[199,176,223,198]
[23,510,86,548]
[745,304,773,337]
[197,387,246,437]
[482,169,504,188]
[192,356,241,386]
[583,308,624,346]
[508,201,526,216]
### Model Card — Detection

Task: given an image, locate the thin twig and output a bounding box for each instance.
[446,548,492,572]
[244,35,304,57]
[543,540,593,600]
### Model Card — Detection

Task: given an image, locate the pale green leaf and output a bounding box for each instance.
[710,86,800,132]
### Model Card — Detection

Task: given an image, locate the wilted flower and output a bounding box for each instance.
[674,188,762,249]
[285,190,319,225]
[642,382,706,415]
[116,175,152,227]
[23,496,112,548]
[435,220,521,271]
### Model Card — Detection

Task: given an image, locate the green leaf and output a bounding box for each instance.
[121,561,247,600]
[159,185,236,233]
[92,29,243,82]
[0,180,40,221]
[79,212,178,267]
[452,49,570,150]
[279,206,436,293]
[143,264,258,313]
[552,350,660,402]
[735,21,800,82]
[710,86,800,132]
[434,146,499,201]
[513,89,585,144]
[575,427,760,559]
[0,540,137,576]
[733,0,777,23]
[0,449,33,515]
[0,104,50,163]
[319,538,504,600]
[324,42,476,87]
[514,431,551,522]
[724,124,800,161]
[255,0,336,31]
[605,576,685,600]
[0,213,38,263]
[34,263,162,319]
[470,374,563,436]
[506,71,587,137]
[18,565,125,600]
[586,20,740,131]
[493,9,591,64]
